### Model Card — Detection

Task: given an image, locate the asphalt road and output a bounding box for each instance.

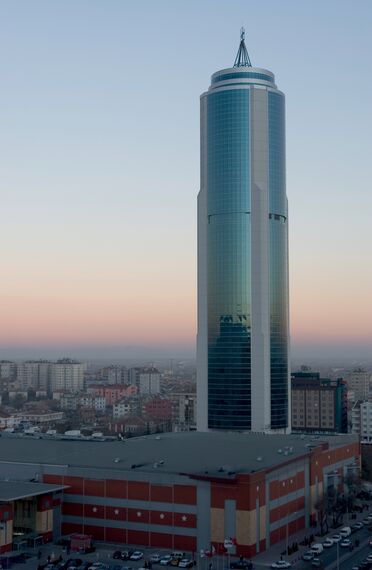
[295,525,372,570]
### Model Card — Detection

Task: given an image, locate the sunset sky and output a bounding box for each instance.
[1,0,372,359]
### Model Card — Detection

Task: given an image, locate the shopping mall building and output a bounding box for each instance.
[0,432,360,558]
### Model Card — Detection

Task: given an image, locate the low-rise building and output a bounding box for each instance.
[88,384,138,406]
[79,396,106,412]
[112,397,138,420]
[0,432,360,558]
[143,396,172,422]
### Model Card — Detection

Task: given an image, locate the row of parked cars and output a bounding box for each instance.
[112,551,193,568]
[270,520,370,569]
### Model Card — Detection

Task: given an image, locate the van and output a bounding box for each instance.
[310,544,324,555]
[340,526,351,538]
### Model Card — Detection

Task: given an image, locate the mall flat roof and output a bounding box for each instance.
[0,431,359,477]
[0,480,68,501]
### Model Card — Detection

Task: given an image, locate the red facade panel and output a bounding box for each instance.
[106,506,127,521]
[174,485,196,505]
[43,474,62,485]
[62,522,83,535]
[62,502,83,517]
[173,535,196,552]
[270,497,305,524]
[210,484,237,509]
[106,479,127,499]
[83,503,105,519]
[106,527,127,543]
[84,524,104,541]
[128,529,150,547]
[174,513,196,528]
[128,481,150,501]
[0,504,13,521]
[37,494,53,512]
[128,508,150,523]
[62,476,84,495]
[84,479,105,497]
[150,510,173,526]
[150,484,173,503]
[150,532,173,549]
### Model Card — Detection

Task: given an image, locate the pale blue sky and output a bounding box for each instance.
[0,0,371,359]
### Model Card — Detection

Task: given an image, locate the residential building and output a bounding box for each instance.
[89,384,137,406]
[0,360,16,380]
[79,396,106,412]
[139,368,161,395]
[348,368,371,401]
[197,31,289,432]
[352,400,372,442]
[291,372,347,433]
[169,392,196,430]
[143,396,172,422]
[112,399,137,420]
[50,359,85,392]
[100,366,129,385]
[60,394,80,411]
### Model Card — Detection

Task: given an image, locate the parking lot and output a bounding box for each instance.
[1,544,213,570]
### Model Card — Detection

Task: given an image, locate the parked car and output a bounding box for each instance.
[302,551,314,561]
[322,538,334,548]
[310,544,323,555]
[311,560,321,568]
[113,552,122,560]
[340,539,351,548]
[332,534,342,543]
[230,561,253,569]
[122,551,134,561]
[340,526,352,538]
[178,560,193,569]
[160,556,173,566]
[149,554,162,563]
[355,522,364,529]
[271,563,291,569]
[171,553,185,561]
[130,552,144,561]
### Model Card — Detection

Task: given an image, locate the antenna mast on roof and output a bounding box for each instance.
[234,27,252,67]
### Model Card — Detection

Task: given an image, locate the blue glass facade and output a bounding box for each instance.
[207,90,251,429]
[199,66,289,432]
[212,72,274,84]
[268,92,289,430]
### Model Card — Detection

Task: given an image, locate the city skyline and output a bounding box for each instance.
[1,1,372,360]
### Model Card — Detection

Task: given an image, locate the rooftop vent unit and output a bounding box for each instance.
[113,457,121,463]
[256,456,262,462]
[278,449,283,454]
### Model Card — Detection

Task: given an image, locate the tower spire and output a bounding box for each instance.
[234,27,252,67]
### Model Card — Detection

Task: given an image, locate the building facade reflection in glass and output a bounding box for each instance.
[197,31,290,432]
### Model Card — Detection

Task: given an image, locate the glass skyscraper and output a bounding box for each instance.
[197,32,290,432]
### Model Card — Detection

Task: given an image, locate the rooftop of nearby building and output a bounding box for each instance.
[0,431,358,478]
[0,480,67,501]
